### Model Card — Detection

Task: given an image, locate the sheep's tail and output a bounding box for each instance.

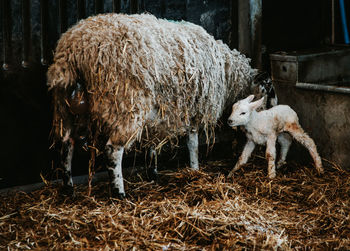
[47,55,78,90]
[47,55,80,140]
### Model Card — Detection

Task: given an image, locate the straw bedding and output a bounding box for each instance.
[1,158,349,250]
[47,13,255,149]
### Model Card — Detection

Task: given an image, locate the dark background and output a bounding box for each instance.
[0,0,348,188]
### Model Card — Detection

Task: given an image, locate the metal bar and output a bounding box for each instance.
[160,0,166,18]
[77,0,86,20]
[140,0,145,12]
[59,0,68,34]
[331,0,335,44]
[238,0,262,69]
[2,0,12,70]
[339,0,350,44]
[230,0,238,49]
[95,0,103,14]
[296,82,350,95]
[40,0,49,65]
[113,0,121,13]
[130,0,138,14]
[0,171,109,195]
[22,0,31,68]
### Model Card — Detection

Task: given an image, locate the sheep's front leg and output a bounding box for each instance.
[266,134,277,179]
[105,143,125,198]
[61,130,75,196]
[228,140,255,178]
[187,128,199,170]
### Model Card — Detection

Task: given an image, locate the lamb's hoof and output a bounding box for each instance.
[268,172,276,179]
[227,170,235,178]
[61,185,75,198]
[317,167,324,175]
[110,187,126,199]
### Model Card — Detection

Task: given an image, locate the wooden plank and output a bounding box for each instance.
[2,0,12,70]
[238,0,262,69]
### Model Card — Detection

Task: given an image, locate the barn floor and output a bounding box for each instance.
[0,157,349,250]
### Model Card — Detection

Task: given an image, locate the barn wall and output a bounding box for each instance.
[274,83,350,170]
[0,0,234,189]
[0,0,344,188]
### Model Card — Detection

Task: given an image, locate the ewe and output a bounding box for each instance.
[48,13,276,197]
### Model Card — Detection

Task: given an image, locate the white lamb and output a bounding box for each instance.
[227,95,323,179]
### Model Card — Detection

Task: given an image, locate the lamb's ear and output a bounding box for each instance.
[243,95,255,103]
[250,97,265,110]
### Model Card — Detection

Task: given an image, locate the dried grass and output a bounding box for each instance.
[1,159,349,250]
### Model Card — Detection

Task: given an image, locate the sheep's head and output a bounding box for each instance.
[227,95,264,127]
[250,72,277,110]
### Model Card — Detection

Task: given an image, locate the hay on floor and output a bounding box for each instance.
[0,159,349,250]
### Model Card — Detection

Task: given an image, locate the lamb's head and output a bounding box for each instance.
[227,95,265,127]
[250,72,278,109]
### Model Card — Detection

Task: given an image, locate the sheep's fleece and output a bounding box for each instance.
[47,13,256,150]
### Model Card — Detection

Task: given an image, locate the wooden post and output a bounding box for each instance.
[2,0,12,70]
[113,0,121,13]
[77,0,86,20]
[238,0,262,69]
[22,0,31,68]
[130,0,138,14]
[40,0,49,65]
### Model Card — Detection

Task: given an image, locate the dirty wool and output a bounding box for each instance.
[1,159,349,250]
[47,13,255,149]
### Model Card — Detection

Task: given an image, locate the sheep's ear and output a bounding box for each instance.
[243,95,255,103]
[250,97,264,110]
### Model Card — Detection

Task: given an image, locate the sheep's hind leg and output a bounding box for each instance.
[61,130,75,196]
[228,140,255,178]
[277,133,292,168]
[187,128,199,170]
[105,143,125,198]
[285,122,323,174]
[147,147,159,183]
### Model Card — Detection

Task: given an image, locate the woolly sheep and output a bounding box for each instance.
[227,95,324,179]
[47,13,275,198]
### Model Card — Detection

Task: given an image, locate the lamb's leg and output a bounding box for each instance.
[277,133,292,168]
[266,134,277,179]
[187,128,199,170]
[228,139,255,178]
[61,130,75,195]
[285,122,323,174]
[148,147,159,182]
[105,143,125,198]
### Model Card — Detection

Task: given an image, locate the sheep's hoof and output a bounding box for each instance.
[277,160,286,169]
[147,169,159,183]
[61,185,75,198]
[190,164,199,171]
[117,193,126,200]
[110,187,126,199]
